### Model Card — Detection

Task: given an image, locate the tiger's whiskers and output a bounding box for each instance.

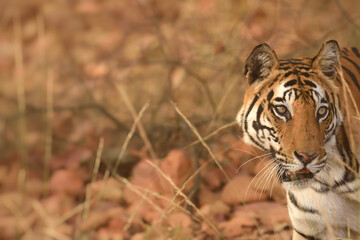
[245,158,275,200]
[236,153,273,173]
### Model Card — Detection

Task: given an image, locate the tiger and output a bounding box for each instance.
[236,40,360,240]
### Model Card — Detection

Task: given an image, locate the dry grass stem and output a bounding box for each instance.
[154,160,209,226]
[14,13,28,168]
[40,14,53,196]
[113,101,150,173]
[145,160,224,238]
[185,120,238,149]
[82,138,104,220]
[208,78,239,129]
[115,176,171,222]
[171,101,264,235]
[1,1,359,239]
[2,196,33,236]
[117,175,200,223]
[116,84,157,159]
[339,70,360,171]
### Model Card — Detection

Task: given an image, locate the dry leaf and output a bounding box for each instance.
[221,174,269,205]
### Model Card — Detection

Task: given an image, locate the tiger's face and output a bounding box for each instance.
[237,41,343,188]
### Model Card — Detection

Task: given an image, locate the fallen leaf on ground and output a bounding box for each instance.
[49,169,84,196]
[221,174,269,205]
[89,178,123,202]
[159,149,194,193]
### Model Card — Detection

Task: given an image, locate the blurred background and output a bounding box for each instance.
[0,0,360,239]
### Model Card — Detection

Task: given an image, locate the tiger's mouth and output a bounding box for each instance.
[281,168,314,182]
[275,152,327,183]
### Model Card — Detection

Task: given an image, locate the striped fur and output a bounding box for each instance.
[237,40,360,239]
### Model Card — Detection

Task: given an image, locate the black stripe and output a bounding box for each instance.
[288,192,319,214]
[324,122,335,141]
[244,95,259,132]
[338,186,360,194]
[279,66,291,71]
[311,184,329,193]
[304,80,316,88]
[283,89,295,100]
[284,79,297,87]
[339,125,357,170]
[290,62,311,67]
[290,58,304,61]
[341,65,360,91]
[299,71,310,77]
[276,152,287,157]
[284,70,297,78]
[290,58,312,63]
[246,131,266,151]
[343,167,356,182]
[332,125,358,189]
[244,95,266,150]
[336,139,348,167]
[267,90,274,101]
[293,65,311,69]
[294,228,317,240]
[335,76,342,86]
[279,62,290,67]
[256,104,264,126]
[320,98,327,104]
[343,56,360,75]
[325,91,330,102]
[351,47,360,58]
[274,97,284,102]
[313,178,330,193]
[332,170,353,189]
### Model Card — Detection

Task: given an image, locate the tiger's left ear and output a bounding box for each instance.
[312,40,341,80]
[244,43,279,85]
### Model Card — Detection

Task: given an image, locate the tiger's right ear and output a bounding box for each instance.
[244,43,279,85]
[312,40,341,80]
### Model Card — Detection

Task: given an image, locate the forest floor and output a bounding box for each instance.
[1,0,360,239]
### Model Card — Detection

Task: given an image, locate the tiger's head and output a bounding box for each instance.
[237,40,343,188]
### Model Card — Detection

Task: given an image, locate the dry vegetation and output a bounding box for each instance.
[0,0,360,239]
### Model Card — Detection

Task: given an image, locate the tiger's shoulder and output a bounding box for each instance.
[340,47,360,93]
[339,47,360,167]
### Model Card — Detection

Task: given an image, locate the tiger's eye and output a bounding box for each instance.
[275,105,287,114]
[317,106,328,119]
[318,107,328,115]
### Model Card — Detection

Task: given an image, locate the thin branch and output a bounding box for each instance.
[184,120,238,149]
[183,67,216,114]
[2,101,129,132]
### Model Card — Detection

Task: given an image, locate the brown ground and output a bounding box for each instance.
[1,0,360,239]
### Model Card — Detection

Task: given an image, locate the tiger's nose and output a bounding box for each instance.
[294,151,318,164]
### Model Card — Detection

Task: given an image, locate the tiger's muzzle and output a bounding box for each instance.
[277,152,326,182]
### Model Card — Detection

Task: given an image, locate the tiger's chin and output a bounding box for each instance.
[281,169,314,182]
[280,168,320,190]
[282,179,314,190]
[281,175,314,190]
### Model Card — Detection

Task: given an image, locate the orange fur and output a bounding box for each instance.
[237,41,360,239]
